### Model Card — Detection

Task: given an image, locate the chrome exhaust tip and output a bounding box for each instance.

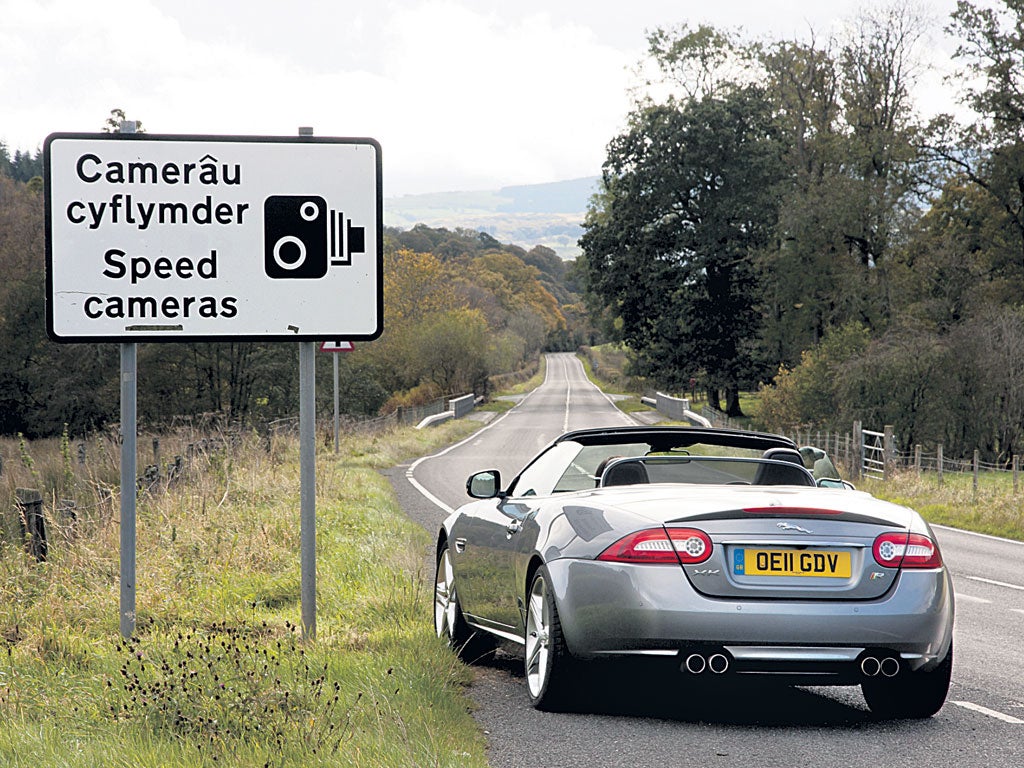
[880,657,900,678]
[684,653,707,674]
[861,656,881,677]
[708,653,730,674]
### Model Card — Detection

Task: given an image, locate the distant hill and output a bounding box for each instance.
[384,177,599,260]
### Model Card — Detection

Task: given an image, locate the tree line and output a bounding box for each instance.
[0,163,588,437]
[0,143,43,184]
[580,0,1024,462]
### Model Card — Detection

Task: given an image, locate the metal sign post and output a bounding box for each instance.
[319,341,354,453]
[118,120,138,640]
[334,354,339,454]
[299,340,316,639]
[296,126,316,641]
[119,341,137,638]
[44,125,382,640]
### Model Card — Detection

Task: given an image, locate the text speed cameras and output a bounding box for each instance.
[263,195,365,279]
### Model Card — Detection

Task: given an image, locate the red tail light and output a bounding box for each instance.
[743,506,842,516]
[597,527,712,565]
[872,532,943,569]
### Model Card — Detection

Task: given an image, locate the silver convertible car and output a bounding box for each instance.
[433,426,954,717]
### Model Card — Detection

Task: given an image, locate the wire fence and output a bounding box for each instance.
[700,406,1022,491]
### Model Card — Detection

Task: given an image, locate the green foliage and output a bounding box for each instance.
[409,308,490,395]
[756,323,871,431]
[581,86,784,414]
[0,143,42,183]
[102,108,146,134]
[927,0,1024,269]
[758,308,1024,461]
[0,171,579,437]
[863,472,1024,541]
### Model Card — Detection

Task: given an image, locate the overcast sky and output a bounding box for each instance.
[2,0,962,196]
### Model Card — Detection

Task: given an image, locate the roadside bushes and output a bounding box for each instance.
[757,310,1024,462]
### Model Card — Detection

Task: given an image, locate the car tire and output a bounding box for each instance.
[434,545,494,663]
[525,565,577,711]
[861,643,953,719]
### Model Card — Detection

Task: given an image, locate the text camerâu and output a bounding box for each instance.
[75,153,241,186]
[83,248,237,320]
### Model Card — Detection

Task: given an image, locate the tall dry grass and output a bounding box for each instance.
[0,420,487,767]
[859,469,1024,540]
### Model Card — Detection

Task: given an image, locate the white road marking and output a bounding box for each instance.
[952,701,1024,724]
[564,355,640,426]
[563,362,572,433]
[954,593,991,604]
[406,382,543,515]
[406,353,636,514]
[1011,608,1024,616]
[962,575,1024,592]
[932,524,1024,547]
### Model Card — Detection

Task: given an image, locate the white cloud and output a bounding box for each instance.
[376,2,634,191]
[0,0,966,194]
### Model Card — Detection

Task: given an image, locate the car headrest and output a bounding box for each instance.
[601,460,650,487]
[761,447,805,466]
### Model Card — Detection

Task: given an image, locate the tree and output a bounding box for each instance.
[927,0,1024,270]
[408,309,490,395]
[462,251,565,342]
[102,108,146,133]
[758,5,927,365]
[580,86,784,415]
[756,323,871,432]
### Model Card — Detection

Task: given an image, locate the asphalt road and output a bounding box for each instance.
[387,352,1024,768]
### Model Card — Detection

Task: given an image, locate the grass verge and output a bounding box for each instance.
[0,422,488,767]
[859,471,1024,541]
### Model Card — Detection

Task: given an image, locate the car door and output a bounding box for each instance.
[456,440,587,637]
[455,497,538,638]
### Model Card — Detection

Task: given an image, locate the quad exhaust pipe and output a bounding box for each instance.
[860,655,900,678]
[682,650,897,678]
[683,652,730,675]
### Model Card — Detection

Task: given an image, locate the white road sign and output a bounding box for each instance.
[44,133,382,342]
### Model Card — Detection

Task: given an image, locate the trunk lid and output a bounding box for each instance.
[594,485,913,600]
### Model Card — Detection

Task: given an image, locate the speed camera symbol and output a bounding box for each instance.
[263,195,366,279]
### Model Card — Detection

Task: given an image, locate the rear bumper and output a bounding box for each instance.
[545,558,954,673]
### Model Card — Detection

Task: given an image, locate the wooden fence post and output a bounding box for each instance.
[16,488,47,562]
[853,421,863,481]
[883,425,894,481]
[973,449,979,499]
[937,444,944,486]
[1014,455,1019,495]
[914,444,921,474]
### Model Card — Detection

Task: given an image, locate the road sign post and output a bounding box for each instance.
[118,121,138,640]
[318,341,354,453]
[45,131,382,639]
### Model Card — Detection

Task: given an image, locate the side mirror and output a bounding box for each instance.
[817,478,855,490]
[467,470,503,499]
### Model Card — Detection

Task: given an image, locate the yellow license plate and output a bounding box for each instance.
[735,549,851,578]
